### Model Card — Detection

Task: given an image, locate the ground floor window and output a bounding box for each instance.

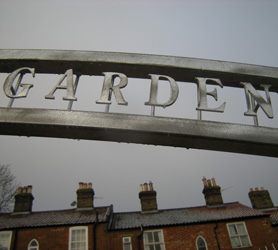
[143,230,165,250]
[28,239,39,250]
[227,222,251,248]
[196,236,207,250]
[0,231,12,250]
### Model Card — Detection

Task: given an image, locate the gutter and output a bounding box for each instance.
[93,209,99,250]
[214,223,221,250]
[137,224,144,250]
[12,229,17,250]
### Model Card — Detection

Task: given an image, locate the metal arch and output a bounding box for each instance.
[0,49,278,157]
[0,108,277,157]
[0,49,278,91]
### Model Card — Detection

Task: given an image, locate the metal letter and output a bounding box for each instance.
[45,69,77,101]
[241,82,273,118]
[144,74,179,107]
[96,72,128,105]
[3,67,34,98]
[195,77,226,113]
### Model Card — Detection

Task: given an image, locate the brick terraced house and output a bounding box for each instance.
[0,178,277,250]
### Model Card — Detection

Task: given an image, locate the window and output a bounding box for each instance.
[123,237,132,250]
[196,236,207,250]
[0,231,12,250]
[69,227,88,250]
[143,230,165,250]
[28,239,39,250]
[227,222,251,248]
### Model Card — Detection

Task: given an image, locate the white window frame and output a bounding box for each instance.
[196,235,208,250]
[0,231,12,250]
[69,226,88,250]
[28,239,39,250]
[227,222,252,249]
[143,229,165,250]
[122,236,132,250]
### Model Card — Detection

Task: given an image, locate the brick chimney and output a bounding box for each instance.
[76,182,95,209]
[248,187,274,210]
[202,177,224,207]
[13,186,34,213]
[139,181,158,213]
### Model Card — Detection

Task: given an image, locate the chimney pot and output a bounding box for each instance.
[88,183,92,189]
[149,181,153,191]
[212,178,216,187]
[79,182,83,189]
[255,187,259,191]
[250,188,254,192]
[27,186,32,194]
[143,183,148,191]
[140,184,143,192]
[202,177,208,187]
[261,187,264,191]
[18,187,22,194]
[207,179,212,187]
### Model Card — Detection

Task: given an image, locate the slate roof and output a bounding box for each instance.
[0,206,112,230]
[109,202,268,230]
[0,203,273,231]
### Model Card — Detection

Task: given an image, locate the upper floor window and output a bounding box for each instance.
[0,231,12,250]
[227,222,251,248]
[69,226,88,250]
[196,236,207,250]
[28,239,39,250]
[122,237,132,250]
[143,230,165,250]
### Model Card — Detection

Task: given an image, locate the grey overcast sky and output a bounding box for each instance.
[0,0,278,212]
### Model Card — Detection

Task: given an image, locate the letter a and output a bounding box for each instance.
[45,69,77,101]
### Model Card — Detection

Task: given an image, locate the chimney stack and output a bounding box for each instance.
[13,185,34,213]
[248,187,274,210]
[202,177,224,207]
[77,182,95,209]
[139,181,158,213]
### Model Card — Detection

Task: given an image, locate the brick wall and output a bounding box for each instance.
[7,216,278,250]
[13,225,94,250]
[108,217,278,250]
[109,228,142,250]
[245,217,278,249]
[160,217,278,250]
[95,223,111,249]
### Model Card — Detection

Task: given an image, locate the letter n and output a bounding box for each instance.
[241,82,273,118]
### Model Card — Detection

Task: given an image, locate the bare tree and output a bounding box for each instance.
[0,165,19,213]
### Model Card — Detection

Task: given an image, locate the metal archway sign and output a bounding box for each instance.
[0,49,277,157]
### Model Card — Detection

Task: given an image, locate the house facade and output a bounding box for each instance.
[0,178,277,250]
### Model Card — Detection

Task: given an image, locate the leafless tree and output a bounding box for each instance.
[0,165,19,213]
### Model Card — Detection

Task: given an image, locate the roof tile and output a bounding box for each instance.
[110,202,267,230]
[0,206,112,229]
